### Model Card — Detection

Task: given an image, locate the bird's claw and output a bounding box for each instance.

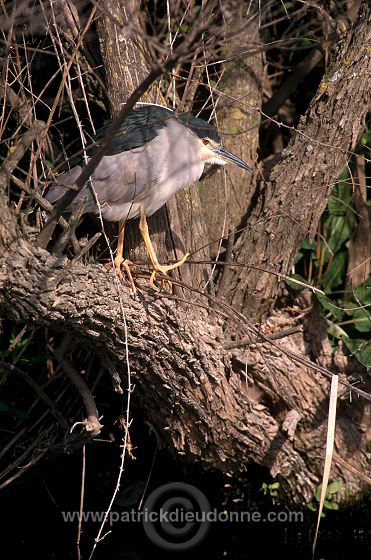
[106,257,137,295]
[149,270,173,293]
[149,252,190,293]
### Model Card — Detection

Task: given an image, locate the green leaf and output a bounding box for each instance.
[348,310,371,333]
[323,500,339,510]
[315,484,323,501]
[10,406,29,420]
[297,236,317,264]
[19,354,47,365]
[316,293,343,320]
[294,251,304,264]
[327,182,352,216]
[322,251,347,292]
[286,274,311,291]
[343,278,371,332]
[327,481,341,494]
[353,277,371,305]
[0,401,28,419]
[322,214,356,261]
[327,321,349,340]
[342,338,371,367]
[360,128,371,148]
[301,237,316,250]
[298,37,312,47]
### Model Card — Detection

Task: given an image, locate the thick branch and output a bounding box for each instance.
[0,195,369,504]
[0,1,369,506]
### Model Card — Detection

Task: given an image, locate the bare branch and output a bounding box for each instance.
[54,335,103,435]
[0,121,45,191]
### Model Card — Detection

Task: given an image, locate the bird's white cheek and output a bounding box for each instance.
[207,156,227,166]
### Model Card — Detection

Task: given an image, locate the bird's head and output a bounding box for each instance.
[197,135,253,172]
[178,112,253,172]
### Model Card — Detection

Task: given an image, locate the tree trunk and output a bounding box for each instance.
[227,2,371,321]
[96,0,211,289]
[201,3,262,259]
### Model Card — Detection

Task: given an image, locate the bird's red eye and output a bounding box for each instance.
[202,139,209,145]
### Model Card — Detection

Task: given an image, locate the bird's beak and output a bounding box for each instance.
[212,146,253,172]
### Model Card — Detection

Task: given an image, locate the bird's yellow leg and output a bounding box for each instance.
[106,219,136,294]
[139,211,189,290]
[113,219,125,270]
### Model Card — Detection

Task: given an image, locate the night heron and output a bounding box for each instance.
[45,104,253,290]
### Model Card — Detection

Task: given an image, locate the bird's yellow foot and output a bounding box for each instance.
[106,256,137,295]
[149,253,189,292]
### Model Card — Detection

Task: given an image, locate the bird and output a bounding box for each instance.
[45,103,253,291]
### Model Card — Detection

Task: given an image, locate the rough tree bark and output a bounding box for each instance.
[201,2,262,258]
[226,2,371,321]
[0,197,369,504]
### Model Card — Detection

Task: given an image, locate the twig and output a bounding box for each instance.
[182,257,327,296]
[0,361,69,430]
[0,82,30,123]
[34,4,98,174]
[51,198,85,255]
[0,442,50,491]
[0,121,45,190]
[54,334,102,434]
[224,325,303,349]
[262,46,324,117]
[69,232,102,265]
[6,324,28,353]
[10,174,69,229]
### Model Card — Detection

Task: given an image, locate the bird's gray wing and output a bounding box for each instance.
[57,104,175,172]
[94,105,174,155]
[45,139,160,214]
[44,164,83,205]
[45,105,174,209]
[83,145,159,207]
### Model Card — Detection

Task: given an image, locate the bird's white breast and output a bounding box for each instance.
[140,119,205,217]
